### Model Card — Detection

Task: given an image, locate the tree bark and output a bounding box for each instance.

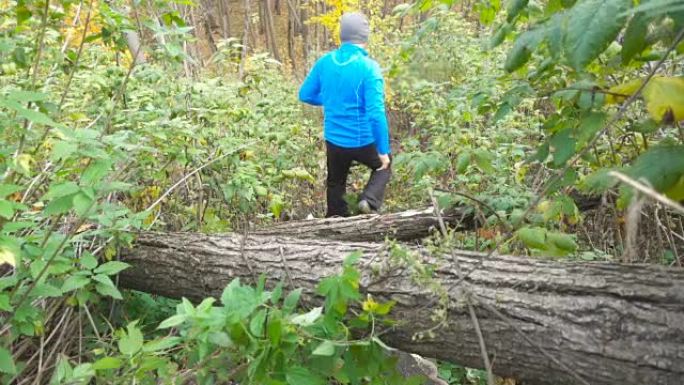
[120,232,684,385]
[239,0,251,79]
[264,0,281,61]
[253,207,474,242]
[124,31,145,65]
[217,0,231,38]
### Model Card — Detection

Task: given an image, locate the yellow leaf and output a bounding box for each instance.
[14,154,32,175]
[606,79,642,104]
[362,295,378,312]
[0,247,16,267]
[642,77,684,122]
[606,77,684,122]
[662,175,684,201]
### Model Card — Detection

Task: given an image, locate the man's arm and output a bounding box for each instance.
[364,62,390,156]
[298,59,323,106]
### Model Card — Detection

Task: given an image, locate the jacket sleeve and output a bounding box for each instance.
[364,61,391,155]
[298,59,323,106]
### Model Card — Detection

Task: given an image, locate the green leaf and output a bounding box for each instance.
[119,322,144,356]
[286,366,325,385]
[0,98,60,127]
[196,297,216,312]
[517,227,547,249]
[72,363,93,379]
[81,159,112,185]
[61,275,91,292]
[51,354,73,384]
[507,0,529,22]
[80,253,98,270]
[72,191,94,217]
[549,129,576,167]
[473,149,495,172]
[44,182,80,200]
[547,232,578,252]
[456,152,471,173]
[220,278,262,321]
[271,282,283,304]
[622,9,652,64]
[158,314,187,329]
[283,288,302,314]
[267,311,283,345]
[626,145,684,195]
[51,141,78,161]
[505,28,544,72]
[0,184,22,199]
[7,90,48,103]
[312,340,336,356]
[563,0,631,70]
[208,332,232,347]
[249,308,267,337]
[374,300,396,315]
[0,346,16,374]
[490,22,512,49]
[92,357,123,370]
[269,194,284,218]
[577,112,606,145]
[33,283,63,297]
[343,251,362,266]
[94,261,130,275]
[44,194,76,215]
[94,274,123,300]
[291,307,322,326]
[0,200,13,219]
[142,337,182,352]
[0,294,11,311]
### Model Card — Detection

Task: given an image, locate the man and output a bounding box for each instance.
[298,12,391,218]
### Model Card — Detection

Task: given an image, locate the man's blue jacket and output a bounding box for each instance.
[298,43,391,155]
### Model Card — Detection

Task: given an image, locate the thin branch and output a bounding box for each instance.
[467,299,494,385]
[609,171,684,215]
[144,143,253,213]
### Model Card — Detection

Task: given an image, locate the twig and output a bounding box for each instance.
[279,245,295,289]
[609,171,684,215]
[467,299,494,385]
[429,190,462,278]
[434,188,511,230]
[145,143,253,213]
[239,225,257,283]
[82,303,101,340]
[538,86,631,99]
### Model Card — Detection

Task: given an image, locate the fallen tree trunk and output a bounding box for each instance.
[253,207,474,242]
[120,232,684,385]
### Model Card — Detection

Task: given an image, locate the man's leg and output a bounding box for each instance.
[326,142,353,217]
[354,144,391,211]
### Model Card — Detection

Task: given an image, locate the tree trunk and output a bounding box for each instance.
[253,207,474,242]
[120,232,684,385]
[124,31,145,65]
[239,0,251,79]
[217,0,230,38]
[288,15,296,71]
[264,0,281,61]
[300,0,310,67]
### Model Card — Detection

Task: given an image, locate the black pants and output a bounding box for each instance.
[326,141,391,217]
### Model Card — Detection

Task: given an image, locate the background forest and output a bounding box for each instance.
[1,0,683,384]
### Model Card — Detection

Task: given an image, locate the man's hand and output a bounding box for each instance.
[377,153,391,171]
